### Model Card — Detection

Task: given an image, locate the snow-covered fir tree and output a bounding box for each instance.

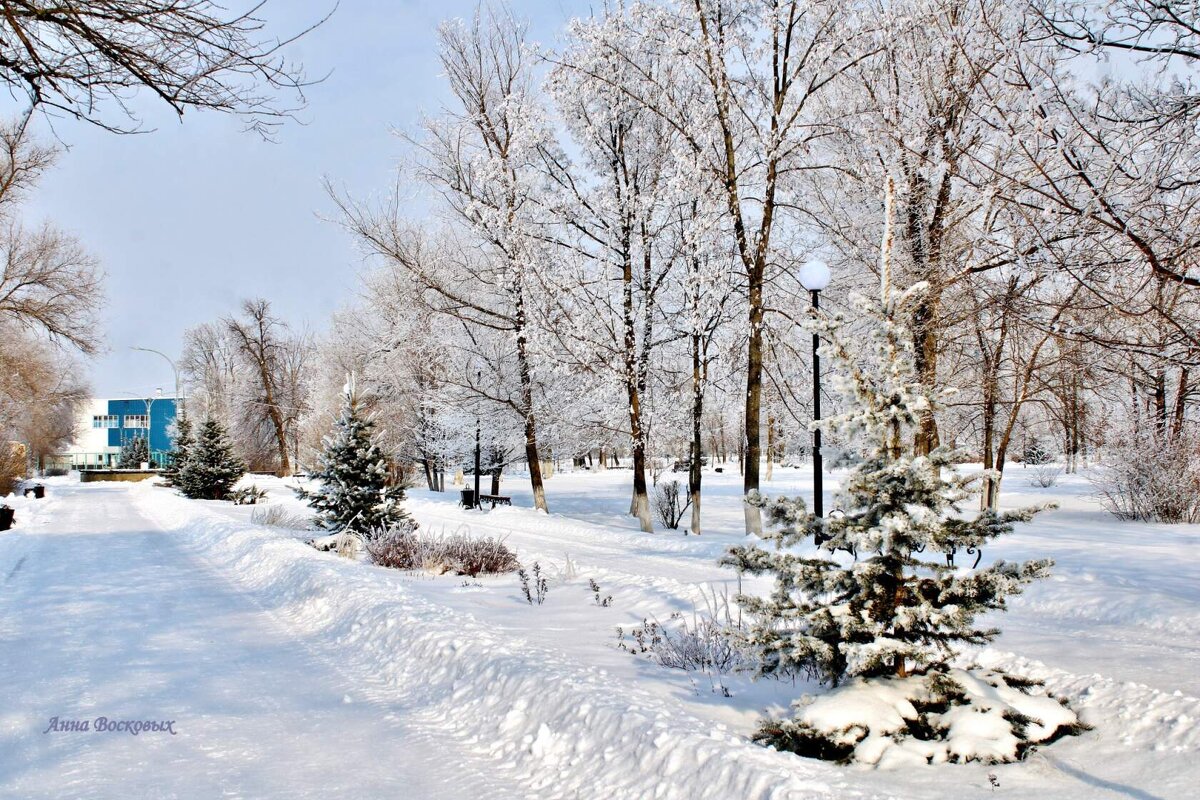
[177,418,244,500]
[162,413,192,485]
[117,435,150,469]
[298,377,411,535]
[721,189,1078,763]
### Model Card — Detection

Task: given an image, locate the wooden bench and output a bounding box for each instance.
[479,494,512,508]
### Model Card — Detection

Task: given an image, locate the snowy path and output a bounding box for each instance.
[2,474,1196,800]
[0,482,516,800]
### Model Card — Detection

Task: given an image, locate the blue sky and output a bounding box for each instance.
[17,0,589,397]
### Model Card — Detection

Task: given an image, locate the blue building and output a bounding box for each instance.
[64,396,179,469]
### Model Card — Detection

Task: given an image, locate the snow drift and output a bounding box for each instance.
[131,484,849,800]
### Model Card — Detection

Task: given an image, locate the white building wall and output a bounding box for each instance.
[64,399,120,462]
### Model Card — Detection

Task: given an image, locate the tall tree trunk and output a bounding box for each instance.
[1154,369,1168,434]
[514,296,548,513]
[737,413,745,478]
[765,414,775,482]
[981,393,998,510]
[690,331,704,535]
[1172,367,1190,442]
[744,268,764,535]
[621,236,652,532]
[911,297,941,456]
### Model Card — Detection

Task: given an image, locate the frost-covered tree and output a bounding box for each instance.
[335,9,558,513]
[162,413,193,485]
[298,379,411,535]
[542,12,687,532]
[117,434,149,469]
[177,418,244,500]
[585,0,875,535]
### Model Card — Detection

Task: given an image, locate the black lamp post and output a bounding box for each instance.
[474,371,482,509]
[799,260,832,523]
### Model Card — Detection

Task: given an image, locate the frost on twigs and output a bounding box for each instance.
[518,562,549,605]
[652,480,691,529]
[755,666,1088,766]
[366,522,519,577]
[722,264,1081,763]
[616,585,750,697]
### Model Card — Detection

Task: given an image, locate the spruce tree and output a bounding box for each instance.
[297,379,411,535]
[177,418,244,500]
[723,272,1053,688]
[162,413,193,485]
[117,435,150,469]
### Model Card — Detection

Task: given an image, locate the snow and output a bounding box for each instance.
[0,480,515,799]
[0,464,1197,798]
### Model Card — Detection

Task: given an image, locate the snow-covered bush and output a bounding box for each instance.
[309,530,364,558]
[297,378,412,533]
[1029,462,1062,488]
[231,484,268,505]
[1020,437,1053,466]
[176,419,245,500]
[756,667,1086,766]
[722,270,1077,764]
[652,479,690,529]
[251,505,313,530]
[366,523,519,577]
[620,613,750,675]
[617,585,751,696]
[1092,425,1200,523]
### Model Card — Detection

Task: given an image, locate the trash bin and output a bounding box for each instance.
[33,484,44,499]
[460,488,475,509]
[0,505,14,531]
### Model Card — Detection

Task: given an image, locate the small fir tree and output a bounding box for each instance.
[723,189,1053,687]
[162,413,193,485]
[297,378,411,535]
[117,435,150,469]
[1021,437,1053,466]
[177,418,244,500]
[720,187,1072,761]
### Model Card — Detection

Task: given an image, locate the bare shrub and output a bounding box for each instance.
[0,442,24,496]
[617,585,752,695]
[588,578,612,607]
[518,562,549,605]
[1092,426,1200,523]
[1029,462,1062,488]
[251,505,313,530]
[366,523,519,577]
[652,480,691,529]
[622,613,747,674]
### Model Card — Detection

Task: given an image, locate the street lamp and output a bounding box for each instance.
[799,260,831,525]
[131,347,181,405]
[474,371,482,510]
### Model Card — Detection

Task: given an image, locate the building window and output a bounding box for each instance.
[92,415,118,429]
[124,415,149,429]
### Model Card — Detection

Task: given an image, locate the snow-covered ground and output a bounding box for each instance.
[1,465,1196,799]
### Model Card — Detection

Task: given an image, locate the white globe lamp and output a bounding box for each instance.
[799,260,832,292]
